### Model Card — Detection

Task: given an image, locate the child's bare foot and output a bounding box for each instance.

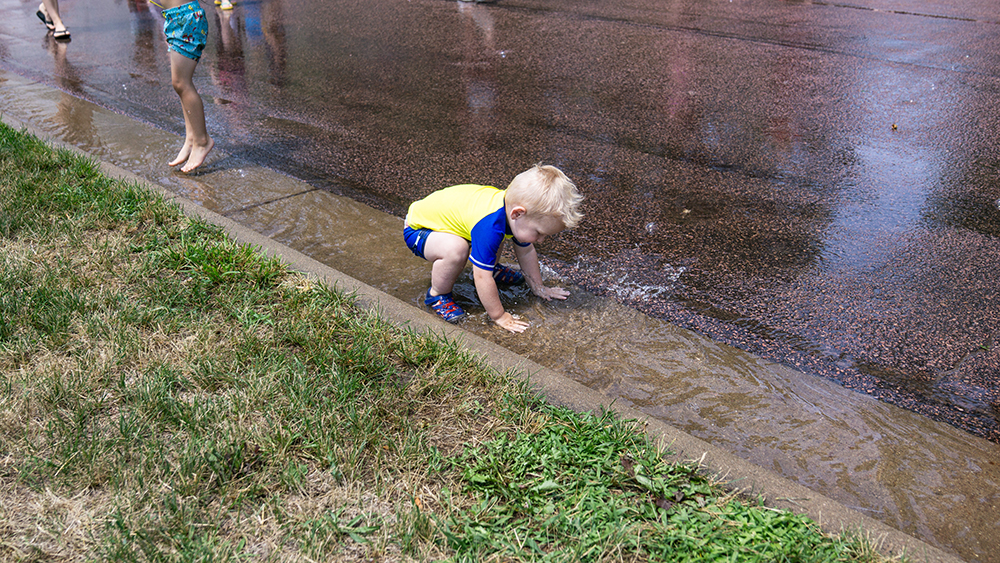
[169,141,192,167]
[180,138,214,173]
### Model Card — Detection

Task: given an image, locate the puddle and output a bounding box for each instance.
[2,68,997,562]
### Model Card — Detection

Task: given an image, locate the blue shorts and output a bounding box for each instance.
[403,226,434,259]
[163,1,208,61]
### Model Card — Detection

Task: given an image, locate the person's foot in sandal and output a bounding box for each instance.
[36,3,54,30]
[53,28,70,41]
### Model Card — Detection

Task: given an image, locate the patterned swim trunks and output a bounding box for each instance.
[163,1,208,61]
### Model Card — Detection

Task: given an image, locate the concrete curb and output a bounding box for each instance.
[2,112,964,563]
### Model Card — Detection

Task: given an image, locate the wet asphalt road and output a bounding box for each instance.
[1,0,998,441]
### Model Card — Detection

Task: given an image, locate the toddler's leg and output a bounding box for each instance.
[422,232,470,296]
[168,51,214,173]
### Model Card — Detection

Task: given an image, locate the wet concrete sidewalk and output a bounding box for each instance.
[1,69,993,561]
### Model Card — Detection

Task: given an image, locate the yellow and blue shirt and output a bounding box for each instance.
[405,184,530,271]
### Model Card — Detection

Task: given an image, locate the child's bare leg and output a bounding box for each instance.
[166,51,198,167]
[423,232,470,296]
[168,51,214,173]
[40,0,66,32]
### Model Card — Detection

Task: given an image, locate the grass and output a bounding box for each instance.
[0,121,899,562]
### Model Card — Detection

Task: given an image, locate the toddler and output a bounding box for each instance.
[404,164,583,333]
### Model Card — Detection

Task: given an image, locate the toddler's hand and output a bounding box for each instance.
[533,285,570,301]
[495,312,530,333]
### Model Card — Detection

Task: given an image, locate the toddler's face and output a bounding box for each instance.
[511,213,565,245]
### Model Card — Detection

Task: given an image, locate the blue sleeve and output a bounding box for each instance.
[469,208,506,270]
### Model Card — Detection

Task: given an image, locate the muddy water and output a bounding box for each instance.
[2,73,996,560]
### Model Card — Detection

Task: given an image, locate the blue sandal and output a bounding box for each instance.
[425,290,465,322]
[492,264,524,285]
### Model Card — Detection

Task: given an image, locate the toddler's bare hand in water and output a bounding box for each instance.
[495,312,530,333]
[533,286,570,301]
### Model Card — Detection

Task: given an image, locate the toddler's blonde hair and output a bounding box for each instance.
[505,164,584,228]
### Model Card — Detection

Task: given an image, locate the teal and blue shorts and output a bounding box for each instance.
[163,1,208,61]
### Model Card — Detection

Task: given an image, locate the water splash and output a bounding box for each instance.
[607,266,686,301]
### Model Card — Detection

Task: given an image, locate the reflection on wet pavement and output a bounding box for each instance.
[2,0,999,559]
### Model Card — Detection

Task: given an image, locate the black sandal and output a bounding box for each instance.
[53,28,70,41]
[36,9,55,30]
